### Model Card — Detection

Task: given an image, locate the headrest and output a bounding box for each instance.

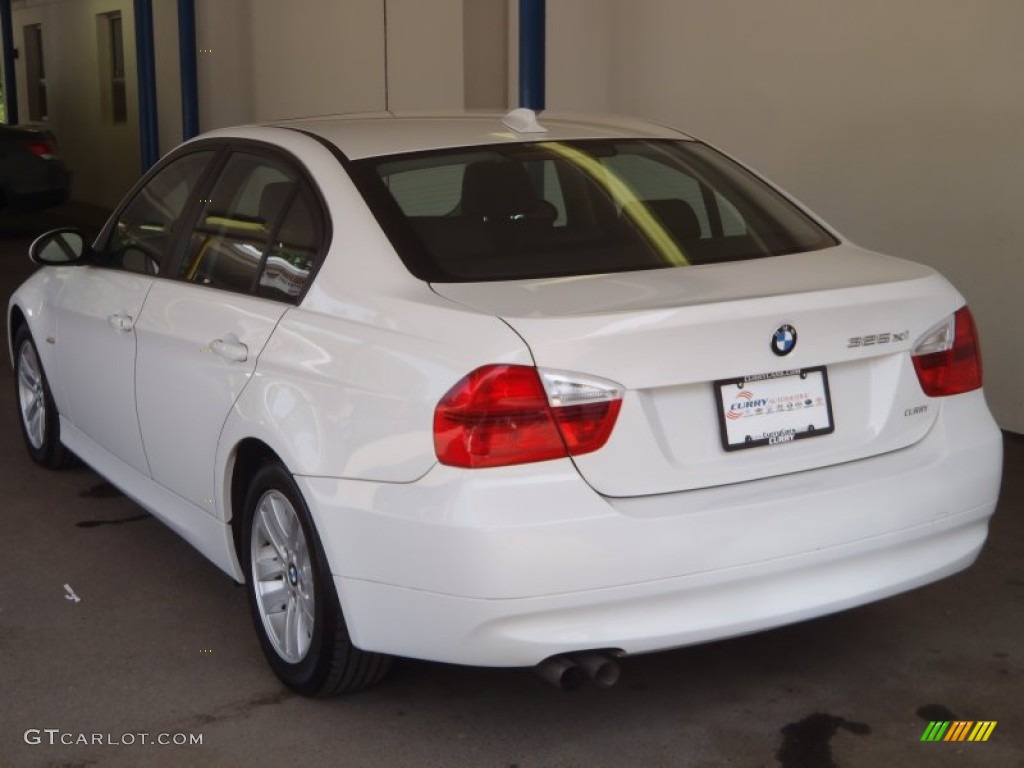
[259,181,296,224]
[622,198,702,241]
[461,161,544,221]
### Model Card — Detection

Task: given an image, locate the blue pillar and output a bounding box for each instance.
[177,0,199,140]
[134,0,159,170]
[518,0,545,111]
[0,0,18,124]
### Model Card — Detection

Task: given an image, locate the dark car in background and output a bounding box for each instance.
[0,124,70,211]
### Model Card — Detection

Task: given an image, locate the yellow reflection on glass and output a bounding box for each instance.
[539,141,690,267]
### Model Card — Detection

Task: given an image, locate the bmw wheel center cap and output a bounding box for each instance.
[771,324,798,356]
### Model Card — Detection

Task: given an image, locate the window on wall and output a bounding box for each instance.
[24,24,47,121]
[108,14,127,123]
[98,12,127,124]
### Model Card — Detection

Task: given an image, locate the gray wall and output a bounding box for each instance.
[547,0,1023,432]
[10,0,143,209]
[6,0,467,205]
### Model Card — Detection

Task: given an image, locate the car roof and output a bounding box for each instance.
[259,110,694,160]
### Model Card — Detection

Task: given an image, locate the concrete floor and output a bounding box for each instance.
[1,207,1021,768]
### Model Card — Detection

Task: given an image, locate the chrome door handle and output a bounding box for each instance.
[108,313,134,332]
[211,336,248,363]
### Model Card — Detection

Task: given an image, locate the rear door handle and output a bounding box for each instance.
[211,335,248,363]
[108,313,134,332]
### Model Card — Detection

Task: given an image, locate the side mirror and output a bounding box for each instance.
[29,228,88,266]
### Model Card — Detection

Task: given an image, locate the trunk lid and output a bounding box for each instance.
[432,245,959,497]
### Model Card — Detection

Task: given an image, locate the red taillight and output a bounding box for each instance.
[22,140,57,158]
[912,306,983,397]
[434,364,623,468]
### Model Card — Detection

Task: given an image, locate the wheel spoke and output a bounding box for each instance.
[254,552,285,581]
[265,608,287,647]
[17,363,37,391]
[296,603,312,653]
[19,344,36,369]
[257,504,289,561]
[299,587,315,628]
[258,582,288,616]
[288,596,302,658]
[271,493,301,554]
[285,514,302,554]
[295,538,310,574]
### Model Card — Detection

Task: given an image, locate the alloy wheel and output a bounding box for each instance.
[17,341,46,450]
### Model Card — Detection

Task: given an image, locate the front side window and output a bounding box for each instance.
[101,150,215,274]
[351,139,838,282]
[177,152,324,301]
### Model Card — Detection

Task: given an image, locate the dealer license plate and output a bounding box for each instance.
[715,367,835,452]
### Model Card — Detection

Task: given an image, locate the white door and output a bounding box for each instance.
[56,270,153,474]
[134,149,325,513]
[55,150,217,474]
[134,284,286,509]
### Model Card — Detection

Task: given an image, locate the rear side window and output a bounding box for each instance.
[350,139,837,283]
[257,188,321,301]
[177,151,324,301]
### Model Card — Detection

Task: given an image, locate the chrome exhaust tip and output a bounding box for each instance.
[571,652,621,689]
[534,655,586,691]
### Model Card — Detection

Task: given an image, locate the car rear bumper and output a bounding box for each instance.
[5,187,70,210]
[298,391,1002,666]
[1,158,70,210]
[334,505,989,666]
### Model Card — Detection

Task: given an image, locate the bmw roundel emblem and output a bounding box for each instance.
[771,324,798,356]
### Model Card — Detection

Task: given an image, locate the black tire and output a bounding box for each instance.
[242,462,392,696]
[13,324,71,469]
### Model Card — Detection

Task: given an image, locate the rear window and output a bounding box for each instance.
[349,139,838,283]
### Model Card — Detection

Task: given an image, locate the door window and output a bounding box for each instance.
[177,152,324,301]
[101,150,215,274]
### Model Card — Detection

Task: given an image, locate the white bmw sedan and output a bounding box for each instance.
[9,110,1002,695]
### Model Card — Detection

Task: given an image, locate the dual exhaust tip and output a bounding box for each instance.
[535,652,621,691]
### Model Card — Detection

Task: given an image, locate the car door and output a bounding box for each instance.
[134,148,326,515]
[55,149,216,474]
